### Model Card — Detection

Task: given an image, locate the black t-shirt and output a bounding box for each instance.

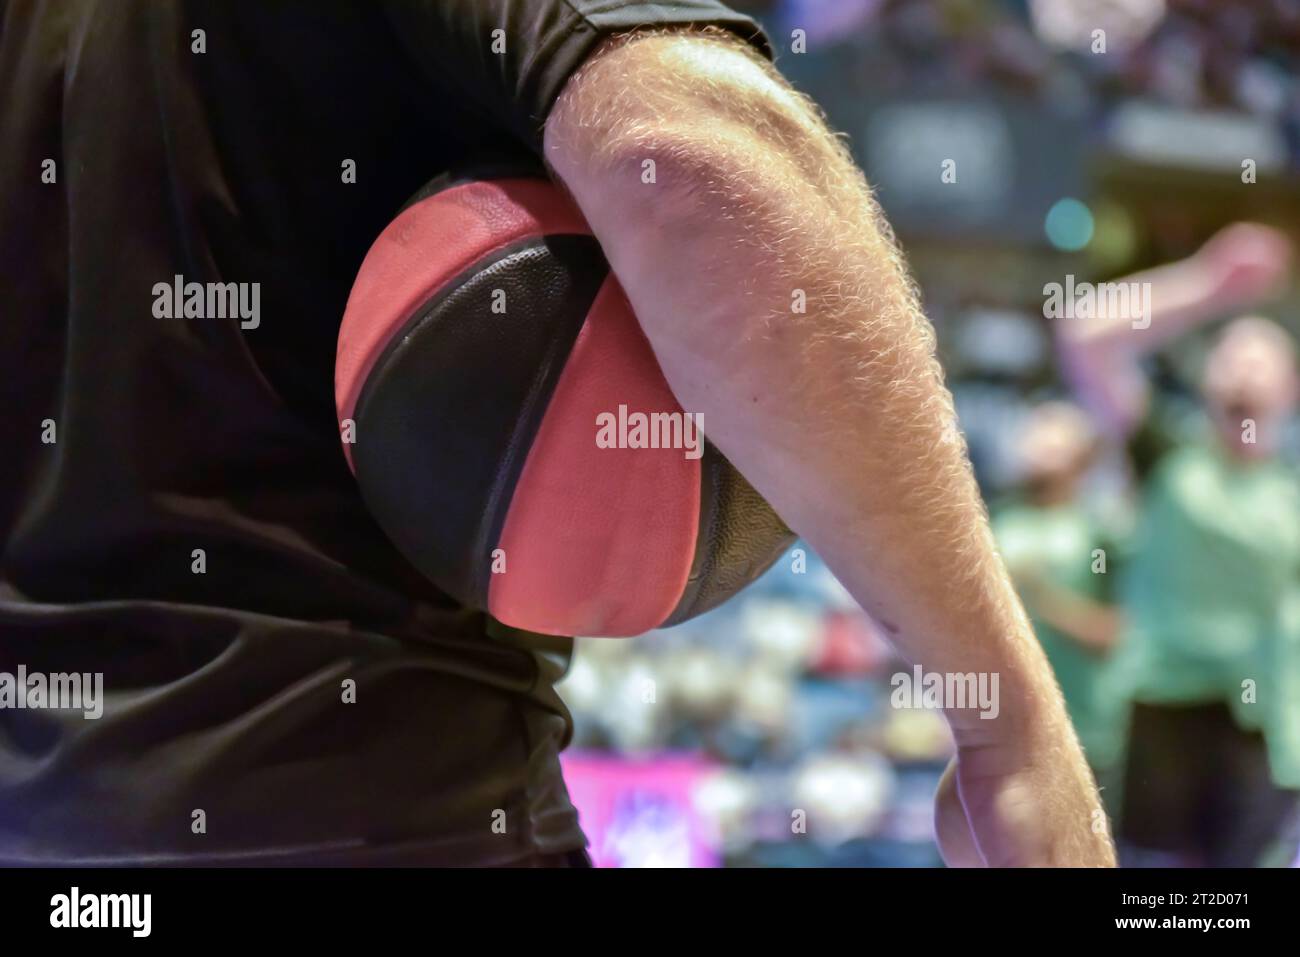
[0,0,768,865]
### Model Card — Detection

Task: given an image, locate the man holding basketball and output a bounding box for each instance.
[0,0,1110,866]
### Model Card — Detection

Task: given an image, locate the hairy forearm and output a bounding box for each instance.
[545,33,1066,743]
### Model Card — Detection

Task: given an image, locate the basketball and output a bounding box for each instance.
[335,169,794,637]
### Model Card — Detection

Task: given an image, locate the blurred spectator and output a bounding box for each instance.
[992,402,1128,811]
[1057,222,1300,866]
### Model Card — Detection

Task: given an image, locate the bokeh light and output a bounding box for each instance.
[1045,197,1095,251]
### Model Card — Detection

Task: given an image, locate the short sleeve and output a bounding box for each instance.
[379,0,773,151]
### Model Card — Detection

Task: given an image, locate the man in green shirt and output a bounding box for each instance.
[1058,222,1300,866]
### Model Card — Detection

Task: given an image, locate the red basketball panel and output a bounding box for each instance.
[488,277,701,636]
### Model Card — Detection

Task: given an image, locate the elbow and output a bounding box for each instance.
[546,33,823,215]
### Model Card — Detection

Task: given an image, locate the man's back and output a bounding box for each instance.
[0,0,589,865]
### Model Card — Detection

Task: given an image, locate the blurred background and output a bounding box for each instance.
[556,0,1300,867]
